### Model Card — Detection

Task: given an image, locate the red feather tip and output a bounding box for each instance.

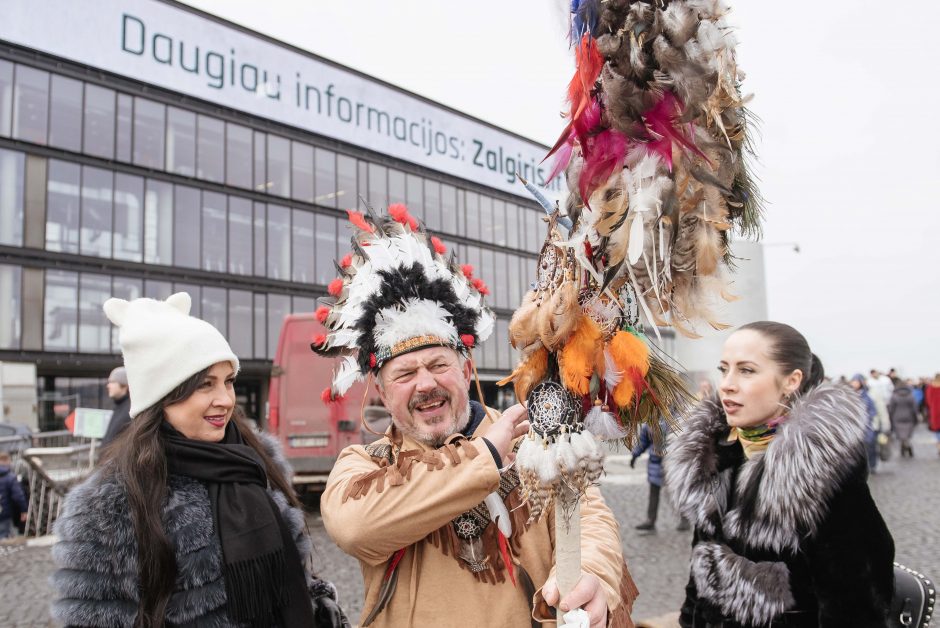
[328,278,344,297]
[369,353,377,368]
[311,333,326,347]
[461,264,474,279]
[431,236,447,255]
[407,215,418,231]
[460,334,475,348]
[388,203,410,225]
[340,253,353,268]
[346,209,374,233]
[320,387,341,404]
[471,278,490,296]
[315,306,330,324]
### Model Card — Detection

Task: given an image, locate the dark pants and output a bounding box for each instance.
[647,483,661,523]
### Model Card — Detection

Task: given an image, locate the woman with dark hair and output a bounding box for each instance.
[50,293,348,628]
[667,321,895,627]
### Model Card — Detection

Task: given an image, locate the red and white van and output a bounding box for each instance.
[267,313,389,487]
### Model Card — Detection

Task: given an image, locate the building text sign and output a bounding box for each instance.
[0,0,562,198]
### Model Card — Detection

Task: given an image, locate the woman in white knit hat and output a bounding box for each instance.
[50,293,349,628]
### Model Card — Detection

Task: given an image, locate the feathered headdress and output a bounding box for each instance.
[311,204,494,401]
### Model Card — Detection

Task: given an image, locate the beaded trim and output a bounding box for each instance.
[375,334,457,369]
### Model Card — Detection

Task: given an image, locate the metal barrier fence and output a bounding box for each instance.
[1,431,97,538]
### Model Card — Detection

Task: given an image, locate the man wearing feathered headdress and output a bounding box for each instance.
[319,205,637,627]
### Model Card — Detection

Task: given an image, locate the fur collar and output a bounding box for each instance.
[667,383,868,554]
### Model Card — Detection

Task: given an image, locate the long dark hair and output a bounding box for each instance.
[101,367,300,628]
[738,321,825,394]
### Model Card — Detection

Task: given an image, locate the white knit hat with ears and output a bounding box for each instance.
[102,292,240,418]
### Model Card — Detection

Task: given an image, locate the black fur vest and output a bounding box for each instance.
[50,433,311,628]
[666,383,895,628]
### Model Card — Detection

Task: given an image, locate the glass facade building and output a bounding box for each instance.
[0,12,552,428]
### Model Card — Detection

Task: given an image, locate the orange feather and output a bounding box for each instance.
[497,345,549,403]
[608,331,650,408]
[559,316,603,396]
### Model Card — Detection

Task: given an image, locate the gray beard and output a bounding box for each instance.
[399,400,472,448]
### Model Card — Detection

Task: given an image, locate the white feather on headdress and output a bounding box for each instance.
[374,298,459,350]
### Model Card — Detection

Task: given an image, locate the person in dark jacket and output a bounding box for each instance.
[849,374,880,471]
[51,293,349,628]
[0,451,28,538]
[888,382,920,458]
[667,321,894,628]
[631,421,689,531]
[101,366,132,447]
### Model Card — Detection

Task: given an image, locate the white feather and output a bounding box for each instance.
[373,298,458,349]
[627,213,645,265]
[536,445,559,484]
[484,492,512,537]
[475,310,495,342]
[331,354,362,396]
[324,329,361,350]
[554,435,578,473]
[516,435,541,472]
[603,349,624,390]
[584,406,626,441]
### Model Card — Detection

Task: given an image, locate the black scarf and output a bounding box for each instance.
[162,422,314,627]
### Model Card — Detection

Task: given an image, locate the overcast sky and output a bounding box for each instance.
[181,0,940,379]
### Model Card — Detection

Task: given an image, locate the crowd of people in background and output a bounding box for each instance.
[839,369,940,470]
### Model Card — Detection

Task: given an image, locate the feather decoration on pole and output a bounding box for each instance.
[504,0,762,608]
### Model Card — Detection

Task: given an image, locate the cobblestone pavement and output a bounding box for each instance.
[4,426,939,627]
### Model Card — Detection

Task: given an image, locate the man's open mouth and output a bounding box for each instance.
[415,399,447,412]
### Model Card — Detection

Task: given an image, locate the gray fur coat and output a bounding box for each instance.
[50,433,311,628]
[667,383,895,628]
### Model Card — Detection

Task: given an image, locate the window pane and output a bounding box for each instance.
[0,148,24,246]
[291,209,314,283]
[48,75,83,151]
[228,196,252,275]
[46,160,80,253]
[78,273,112,353]
[293,295,317,316]
[481,248,496,307]
[144,279,172,300]
[266,135,290,197]
[12,65,49,144]
[196,115,224,183]
[465,191,480,241]
[291,141,314,203]
[479,195,493,244]
[0,61,12,137]
[0,264,21,349]
[201,191,227,272]
[229,289,252,358]
[116,94,132,162]
[357,161,368,211]
[253,202,266,276]
[253,293,266,359]
[113,173,144,262]
[315,214,337,285]
[528,211,541,252]
[44,269,78,351]
[506,205,519,249]
[166,107,196,176]
[110,276,142,350]
[202,287,227,337]
[83,85,115,159]
[388,169,405,204]
[508,254,521,307]
[441,184,457,234]
[497,318,511,370]
[173,185,200,268]
[424,179,441,231]
[80,166,113,257]
[173,283,201,318]
[267,293,290,359]
[225,123,252,189]
[133,98,165,169]
[406,174,423,221]
[266,204,290,280]
[253,131,266,192]
[336,154,356,211]
[315,148,337,208]
[367,163,387,209]
[144,180,173,265]
[492,199,508,247]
